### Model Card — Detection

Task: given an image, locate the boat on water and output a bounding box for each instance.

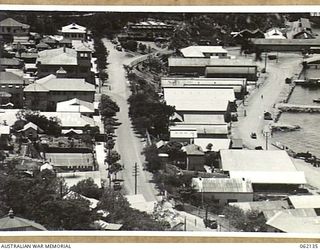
[313,98,320,103]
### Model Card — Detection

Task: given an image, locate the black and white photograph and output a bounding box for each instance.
[0,7,320,235]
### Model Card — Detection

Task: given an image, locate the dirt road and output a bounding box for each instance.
[101,38,159,202]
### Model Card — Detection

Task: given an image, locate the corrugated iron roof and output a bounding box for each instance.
[229,200,290,212]
[288,195,320,209]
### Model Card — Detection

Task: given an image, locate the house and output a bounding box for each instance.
[24,74,95,111]
[287,195,320,209]
[36,47,94,83]
[0,71,25,108]
[161,77,247,99]
[180,46,228,58]
[0,18,30,41]
[264,27,286,39]
[60,23,87,41]
[93,220,123,231]
[266,211,320,233]
[192,177,254,205]
[0,125,10,150]
[231,29,265,41]
[263,208,317,221]
[16,52,38,64]
[18,122,44,140]
[0,209,46,231]
[182,144,205,171]
[36,41,50,51]
[205,66,257,82]
[0,58,24,69]
[56,98,95,116]
[40,36,58,48]
[220,150,307,191]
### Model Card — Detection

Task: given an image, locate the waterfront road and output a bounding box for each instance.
[101,38,158,202]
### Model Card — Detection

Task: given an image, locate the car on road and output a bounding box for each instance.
[255,146,263,150]
[250,132,257,139]
[115,45,122,51]
[264,111,273,120]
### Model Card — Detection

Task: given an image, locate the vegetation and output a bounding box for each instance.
[99,94,120,119]
[70,178,103,200]
[14,110,61,136]
[120,40,138,52]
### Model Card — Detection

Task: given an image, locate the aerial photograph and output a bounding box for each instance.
[0,9,319,233]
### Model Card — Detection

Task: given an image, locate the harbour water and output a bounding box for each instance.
[272,85,320,157]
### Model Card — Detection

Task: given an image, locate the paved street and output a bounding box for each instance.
[101,38,159,202]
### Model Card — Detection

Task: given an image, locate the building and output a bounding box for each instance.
[266,211,320,233]
[161,77,247,99]
[0,209,46,231]
[192,177,254,205]
[229,200,291,212]
[24,74,95,111]
[287,195,320,209]
[164,87,235,122]
[56,98,95,116]
[36,47,94,83]
[231,29,265,41]
[182,144,205,171]
[251,38,320,52]
[0,71,25,108]
[168,57,257,81]
[60,23,87,41]
[301,55,320,81]
[264,28,287,39]
[286,18,314,39]
[263,208,317,221]
[45,152,95,171]
[205,65,257,82]
[120,20,174,41]
[0,18,30,41]
[180,46,228,58]
[0,58,24,69]
[193,138,231,152]
[18,122,44,140]
[220,150,307,191]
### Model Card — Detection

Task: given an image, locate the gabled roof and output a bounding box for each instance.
[229,200,290,212]
[0,72,24,84]
[24,74,95,92]
[56,98,94,113]
[266,211,320,233]
[192,177,253,193]
[263,208,317,221]
[36,42,50,49]
[0,18,30,29]
[194,138,231,152]
[41,112,96,128]
[37,47,77,65]
[288,195,320,209]
[0,211,46,231]
[20,122,44,133]
[93,220,123,231]
[171,124,229,135]
[180,46,228,58]
[62,23,86,34]
[0,58,22,67]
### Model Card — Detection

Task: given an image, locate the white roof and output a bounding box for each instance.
[125,194,155,214]
[41,112,96,128]
[171,124,229,135]
[0,109,20,126]
[56,98,94,113]
[180,46,228,58]
[220,150,298,172]
[61,23,86,34]
[264,28,286,39]
[161,77,246,88]
[163,88,235,112]
[40,162,53,171]
[183,114,225,124]
[230,200,290,212]
[229,171,306,184]
[62,129,83,135]
[192,177,253,193]
[63,191,99,210]
[168,57,256,67]
[194,138,231,151]
[170,127,197,139]
[93,220,122,231]
[288,195,320,209]
[266,211,320,233]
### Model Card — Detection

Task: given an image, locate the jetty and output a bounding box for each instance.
[276,103,320,113]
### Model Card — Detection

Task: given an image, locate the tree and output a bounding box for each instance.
[108,162,124,179]
[99,94,120,119]
[143,145,162,172]
[105,150,121,166]
[138,43,147,53]
[121,40,138,52]
[70,178,103,200]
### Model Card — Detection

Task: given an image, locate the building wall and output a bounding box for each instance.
[186,155,205,171]
[23,127,38,140]
[0,26,29,36]
[169,66,205,76]
[199,192,254,206]
[62,32,86,40]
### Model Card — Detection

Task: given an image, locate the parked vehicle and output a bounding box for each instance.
[203,219,218,229]
[313,98,320,103]
[250,132,257,139]
[116,45,122,51]
[264,111,273,120]
[255,146,263,150]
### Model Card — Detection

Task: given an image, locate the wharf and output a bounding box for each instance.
[277,103,320,113]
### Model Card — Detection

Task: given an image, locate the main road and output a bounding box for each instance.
[101,38,158,202]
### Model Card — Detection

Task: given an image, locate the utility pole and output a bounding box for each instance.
[265,131,270,150]
[264,52,268,72]
[133,163,138,194]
